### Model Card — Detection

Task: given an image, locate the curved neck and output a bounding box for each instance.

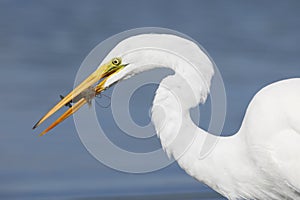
[151,71,214,156]
[151,77,247,197]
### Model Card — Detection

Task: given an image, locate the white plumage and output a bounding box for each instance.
[100,34,300,199]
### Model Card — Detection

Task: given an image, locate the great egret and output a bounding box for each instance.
[33,34,300,199]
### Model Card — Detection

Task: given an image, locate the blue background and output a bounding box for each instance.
[1,0,300,199]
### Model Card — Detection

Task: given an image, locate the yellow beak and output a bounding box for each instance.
[33,58,125,136]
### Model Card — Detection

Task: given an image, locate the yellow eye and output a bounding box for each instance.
[112,58,121,66]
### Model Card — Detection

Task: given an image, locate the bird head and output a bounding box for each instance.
[33,57,129,136]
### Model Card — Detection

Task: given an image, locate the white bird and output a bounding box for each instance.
[33,34,300,200]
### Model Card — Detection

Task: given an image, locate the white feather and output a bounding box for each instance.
[101,34,300,199]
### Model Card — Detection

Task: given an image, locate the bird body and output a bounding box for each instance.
[171,78,300,199]
[34,33,300,199]
[143,39,300,198]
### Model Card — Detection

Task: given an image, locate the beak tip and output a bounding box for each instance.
[33,118,43,130]
[32,124,38,130]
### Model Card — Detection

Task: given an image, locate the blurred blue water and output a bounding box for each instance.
[1,0,300,199]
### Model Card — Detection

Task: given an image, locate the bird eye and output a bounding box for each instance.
[112,58,121,65]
